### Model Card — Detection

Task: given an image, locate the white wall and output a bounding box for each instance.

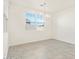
[8,4,53,46]
[54,7,75,44]
[8,0,74,46]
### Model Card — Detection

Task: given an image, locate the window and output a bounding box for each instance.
[25,11,44,28]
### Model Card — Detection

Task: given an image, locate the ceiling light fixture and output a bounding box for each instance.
[40,2,48,7]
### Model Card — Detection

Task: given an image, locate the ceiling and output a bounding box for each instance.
[9,0,74,13]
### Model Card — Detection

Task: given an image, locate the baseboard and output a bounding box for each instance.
[9,38,53,47]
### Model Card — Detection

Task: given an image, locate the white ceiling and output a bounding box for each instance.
[9,0,74,13]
